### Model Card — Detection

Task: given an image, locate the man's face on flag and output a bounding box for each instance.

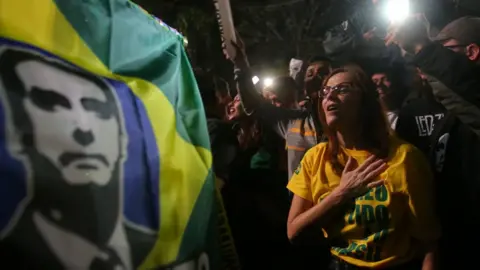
[15,60,120,186]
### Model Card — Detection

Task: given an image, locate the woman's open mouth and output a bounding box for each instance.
[326,104,339,112]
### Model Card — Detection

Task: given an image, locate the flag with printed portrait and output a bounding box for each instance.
[0,0,218,269]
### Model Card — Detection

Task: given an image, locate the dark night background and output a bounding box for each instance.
[132,0,476,84]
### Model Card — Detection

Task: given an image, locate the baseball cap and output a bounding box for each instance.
[433,16,480,45]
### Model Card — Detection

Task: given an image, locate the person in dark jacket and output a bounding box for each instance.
[395,69,446,156]
[388,16,480,270]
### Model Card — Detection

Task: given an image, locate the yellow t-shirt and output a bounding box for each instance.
[287,136,440,268]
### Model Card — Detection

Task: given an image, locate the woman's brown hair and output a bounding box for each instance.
[318,64,391,175]
[237,118,261,150]
[223,97,261,150]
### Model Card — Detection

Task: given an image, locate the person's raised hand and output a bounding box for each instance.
[223,30,249,69]
[385,14,430,55]
[363,27,377,41]
[336,155,388,199]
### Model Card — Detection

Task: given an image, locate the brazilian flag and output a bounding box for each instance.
[0,0,221,269]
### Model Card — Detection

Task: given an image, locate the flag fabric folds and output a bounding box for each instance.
[0,0,217,269]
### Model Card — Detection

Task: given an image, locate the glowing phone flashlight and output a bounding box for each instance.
[263,78,273,87]
[384,0,410,24]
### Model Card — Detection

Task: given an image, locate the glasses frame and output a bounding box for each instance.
[318,84,353,99]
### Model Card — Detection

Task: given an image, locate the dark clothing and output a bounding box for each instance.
[456,0,480,17]
[0,211,65,269]
[396,97,446,155]
[0,208,127,269]
[329,257,422,270]
[207,118,239,181]
[250,125,285,170]
[413,42,480,270]
[232,70,329,268]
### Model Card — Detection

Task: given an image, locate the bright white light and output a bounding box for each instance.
[384,0,410,24]
[252,76,260,85]
[263,78,273,87]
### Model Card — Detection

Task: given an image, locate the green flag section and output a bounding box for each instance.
[0,0,222,269]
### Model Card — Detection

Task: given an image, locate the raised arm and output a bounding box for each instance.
[228,36,307,133]
[234,67,307,121]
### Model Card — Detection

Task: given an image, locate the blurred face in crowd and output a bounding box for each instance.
[263,88,296,108]
[262,76,298,108]
[226,94,244,121]
[304,61,331,98]
[372,72,397,110]
[372,73,392,99]
[443,39,480,62]
[321,71,361,129]
[263,91,283,107]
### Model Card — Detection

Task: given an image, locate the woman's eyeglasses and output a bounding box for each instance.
[319,85,352,99]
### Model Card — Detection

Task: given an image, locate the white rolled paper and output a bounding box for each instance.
[213,0,237,60]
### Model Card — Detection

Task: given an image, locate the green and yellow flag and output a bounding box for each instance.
[0,0,221,269]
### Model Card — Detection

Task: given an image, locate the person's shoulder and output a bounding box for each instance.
[207,118,236,142]
[399,98,429,114]
[207,118,223,129]
[402,97,427,107]
[389,135,424,160]
[303,142,328,162]
[208,118,233,131]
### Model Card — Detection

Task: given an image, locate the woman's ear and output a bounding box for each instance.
[465,43,480,62]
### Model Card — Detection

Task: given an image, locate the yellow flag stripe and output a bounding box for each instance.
[0,0,212,266]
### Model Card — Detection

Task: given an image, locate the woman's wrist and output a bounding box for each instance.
[329,187,349,204]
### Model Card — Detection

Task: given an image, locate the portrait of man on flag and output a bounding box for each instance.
[0,45,131,269]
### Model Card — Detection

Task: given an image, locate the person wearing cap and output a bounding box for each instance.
[395,68,446,157]
[434,16,480,62]
[387,16,480,270]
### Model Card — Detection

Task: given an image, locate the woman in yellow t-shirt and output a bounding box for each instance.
[287,65,440,269]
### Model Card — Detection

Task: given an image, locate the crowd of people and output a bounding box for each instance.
[201,13,480,270]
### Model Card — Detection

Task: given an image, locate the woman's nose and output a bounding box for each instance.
[324,89,337,100]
